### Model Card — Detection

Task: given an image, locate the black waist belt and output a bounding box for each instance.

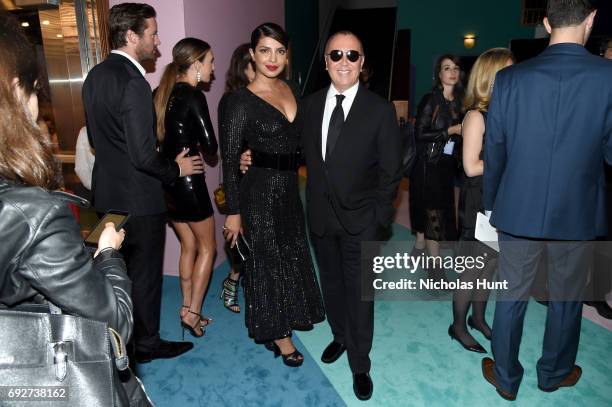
[251,150,300,171]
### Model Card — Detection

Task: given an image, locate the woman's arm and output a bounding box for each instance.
[415,94,461,142]
[219,92,248,215]
[20,201,133,341]
[219,93,248,245]
[190,90,218,156]
[462,110,485,177]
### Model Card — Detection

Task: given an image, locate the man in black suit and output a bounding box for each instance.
[82,3,202,363]
[304,31,403,401]
[241,31,403,400]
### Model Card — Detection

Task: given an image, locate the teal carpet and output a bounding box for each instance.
[137,221,612,406]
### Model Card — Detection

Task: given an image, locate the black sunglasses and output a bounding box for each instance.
[327,50,361,62]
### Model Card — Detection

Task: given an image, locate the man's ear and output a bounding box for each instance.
[126,29,138,46]
[585,10,597,33]
[543,17,552,35]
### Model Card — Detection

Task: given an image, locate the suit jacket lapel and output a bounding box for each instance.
[313,89,327,165]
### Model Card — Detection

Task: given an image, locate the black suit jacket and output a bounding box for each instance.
[82,53,179,216]
[302,84,403,236]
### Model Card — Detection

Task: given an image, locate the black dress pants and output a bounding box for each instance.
[120,213,166,350]
[311,203,380,374]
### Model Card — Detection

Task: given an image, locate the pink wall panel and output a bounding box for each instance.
[107,0,284,275]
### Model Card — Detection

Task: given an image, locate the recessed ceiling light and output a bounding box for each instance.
[42,20,50,25]
[21,22,30,27]
[56,34,63,38]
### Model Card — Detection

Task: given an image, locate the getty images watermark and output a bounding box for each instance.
[360,241,611,301]
[372,251,507,291]
[360,241,504,301]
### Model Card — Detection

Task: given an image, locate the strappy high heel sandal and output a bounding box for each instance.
[181,305,213,327]
[266,341,304,367]
[220,275,240,313]
[181,310,212,339]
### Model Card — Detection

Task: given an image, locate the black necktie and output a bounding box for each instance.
[326,94,345,159]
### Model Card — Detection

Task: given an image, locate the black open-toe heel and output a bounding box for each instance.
[220,275,240,313]
[181,310,212,339]
[182,304,213,327]
[266,342,304,367]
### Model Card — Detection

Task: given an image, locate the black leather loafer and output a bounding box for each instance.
[321,341,346,364]
[353,372,373,401]
[135,339,194,363]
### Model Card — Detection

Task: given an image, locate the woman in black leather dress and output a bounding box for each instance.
[410,54,463,277]
[220,23,324,366]
[153,38,218,337]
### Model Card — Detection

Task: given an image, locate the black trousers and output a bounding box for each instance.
[310,203,380,374]
[120,213,166,350]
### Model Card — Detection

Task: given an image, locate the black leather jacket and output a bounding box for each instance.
[415,87,463,163]
[0,179,133,341]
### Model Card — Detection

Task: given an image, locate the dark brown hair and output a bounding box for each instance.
[250,22,289,50]
[225,43,253,93]
[546,0,595,28]
[433,54,464,101]
[153,37,211,142]
[109,3,156,49]
[0,13,59,189]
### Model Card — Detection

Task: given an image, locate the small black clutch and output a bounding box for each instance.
[230,234,250,264]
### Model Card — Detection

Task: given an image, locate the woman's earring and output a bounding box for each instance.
[196,70,202,83]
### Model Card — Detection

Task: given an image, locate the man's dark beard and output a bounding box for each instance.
[135,46,158,63]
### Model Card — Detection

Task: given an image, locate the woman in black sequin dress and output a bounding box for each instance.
[153,38,218,337]
[220,23,324,366]
[217,43,256,314]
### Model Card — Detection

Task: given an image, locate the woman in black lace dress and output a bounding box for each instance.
[220,23,324,366]
[153,38,218,338]
[409,54,464,278]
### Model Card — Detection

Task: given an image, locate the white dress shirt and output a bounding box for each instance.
[321,81,359,160]
[110,50,146,77]
[74,127,95,190]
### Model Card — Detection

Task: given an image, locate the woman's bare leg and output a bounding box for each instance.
[173,221,197,318]
[181,216,216,332]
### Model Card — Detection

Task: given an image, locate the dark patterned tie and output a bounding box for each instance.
[325,94,345,159]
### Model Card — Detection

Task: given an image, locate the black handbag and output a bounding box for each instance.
[0,302,153,407]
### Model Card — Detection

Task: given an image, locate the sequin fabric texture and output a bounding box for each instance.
[219,86,325,342]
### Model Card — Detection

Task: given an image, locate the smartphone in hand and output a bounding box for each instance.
[84,210,130,247]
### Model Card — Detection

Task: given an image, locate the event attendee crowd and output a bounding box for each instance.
[0,0,610,403]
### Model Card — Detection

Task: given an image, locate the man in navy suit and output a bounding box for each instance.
[481,0,612,400]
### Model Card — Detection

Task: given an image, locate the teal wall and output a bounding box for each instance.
[285,0,319,88]
[397,0,534,107]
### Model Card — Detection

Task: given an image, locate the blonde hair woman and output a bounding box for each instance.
[449,48,514,353]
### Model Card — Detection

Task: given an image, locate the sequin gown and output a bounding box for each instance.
[219,85,325,342]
